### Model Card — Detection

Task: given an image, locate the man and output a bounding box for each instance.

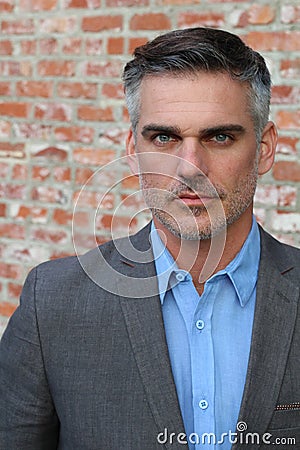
[0,27,299,449]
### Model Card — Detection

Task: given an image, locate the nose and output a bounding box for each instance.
[176,138,209,179]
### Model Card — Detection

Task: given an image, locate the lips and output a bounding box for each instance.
[177,192,215,206]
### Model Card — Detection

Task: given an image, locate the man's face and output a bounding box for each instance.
[127,72,275,240]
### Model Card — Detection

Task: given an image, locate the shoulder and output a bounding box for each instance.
[29,222,153,289]
[259,226,300,261]
[259,226,300,281]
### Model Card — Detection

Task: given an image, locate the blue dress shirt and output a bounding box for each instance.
[151,218,260,449]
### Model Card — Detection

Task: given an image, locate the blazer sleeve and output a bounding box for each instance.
[0,267,59,449]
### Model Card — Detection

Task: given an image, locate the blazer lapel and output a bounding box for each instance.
[115,225,188,450]
[234,230,299,449]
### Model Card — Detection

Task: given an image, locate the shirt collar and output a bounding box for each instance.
[151,217,261,307]
[150,223,186,303]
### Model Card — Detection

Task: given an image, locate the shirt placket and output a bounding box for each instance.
[191,282,216,449]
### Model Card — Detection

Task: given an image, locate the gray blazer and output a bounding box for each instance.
[0,224,299,449]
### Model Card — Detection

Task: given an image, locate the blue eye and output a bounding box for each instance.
[215,134,228,142]
[156,134,171,142]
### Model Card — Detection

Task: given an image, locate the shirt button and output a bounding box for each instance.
[196,319,205,330]
[199,399,209,410]
[176,272,185,282]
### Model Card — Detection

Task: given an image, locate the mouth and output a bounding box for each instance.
[177,192,216,207]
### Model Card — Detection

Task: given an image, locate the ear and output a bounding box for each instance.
[126,128,140,175]
[257,121,278,176]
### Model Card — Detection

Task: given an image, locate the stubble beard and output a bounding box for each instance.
[140,163,259,241]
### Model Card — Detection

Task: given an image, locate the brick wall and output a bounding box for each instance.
[0,0,300,335]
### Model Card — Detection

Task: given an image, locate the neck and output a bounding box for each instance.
[153,206,254,288]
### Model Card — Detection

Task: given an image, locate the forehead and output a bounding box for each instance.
[138,72,252,129]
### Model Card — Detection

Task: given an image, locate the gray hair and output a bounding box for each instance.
[122,28,271,144]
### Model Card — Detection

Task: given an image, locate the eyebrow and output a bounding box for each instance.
[141,123,246,138]
[141,124,181,137]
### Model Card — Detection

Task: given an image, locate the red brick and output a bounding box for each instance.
[32,186,69,204]
[1,19,34,34]
[0,183,26,200]
[276,110,300,130]
[129,37,148,54]
[278,186,297,208]
[0,61,32,77]
[271,211,300,233]
[107,37,124,55]
[50,250,75,259]
[40,16,77,33]
[19,0,57,11]
[14,123,51,140]
[62,37,82,54]
[74,190,114,209]
[70,210,91,228]
[276,136,298,156]
[102,83,124,99]
[121,174,140,190]
[39,38,58,54]
[0,263,22,279]
[130,13,171,30]
[236,5,275,27]
[0,102,29,119]
[0,121,11,139]
[281,5,300,24]
[178,12,225,28]
[31,228,68,245]
[273,161,300,182]
[55,126,94,143]
[0,82,12,96]
[32,166,51,181]
[73,148,115,165]
[75,167,94,184]
[96,214,137,234]
[245,31,300,51]
[0,302,17,317]
[85,38,104,55]
[107,0,148,5]
[0,204,6,217]
[16,81,53,98]
[280,59,300,79]
[0,142,25,158]
[65,0,101,7]
[0,0,14,12]
[0,163,9,178]
[32,146,68,161]
[0,223,26,240]
[53,208,72,225]
[53,167,71,183]
[120,193,147,212]
[57,82,97,99]
[11,205,48,223]
[8,283,22,299]
[77,106,114,122]
[38,60,75,76]
[82,15,122,32]
[0,40,13,55]
[206,0,249,2]
[84,61,122,78]
[271,85,300,104]
[12,164,28,180]
[34,103,72,121]
[20,40,37,55]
